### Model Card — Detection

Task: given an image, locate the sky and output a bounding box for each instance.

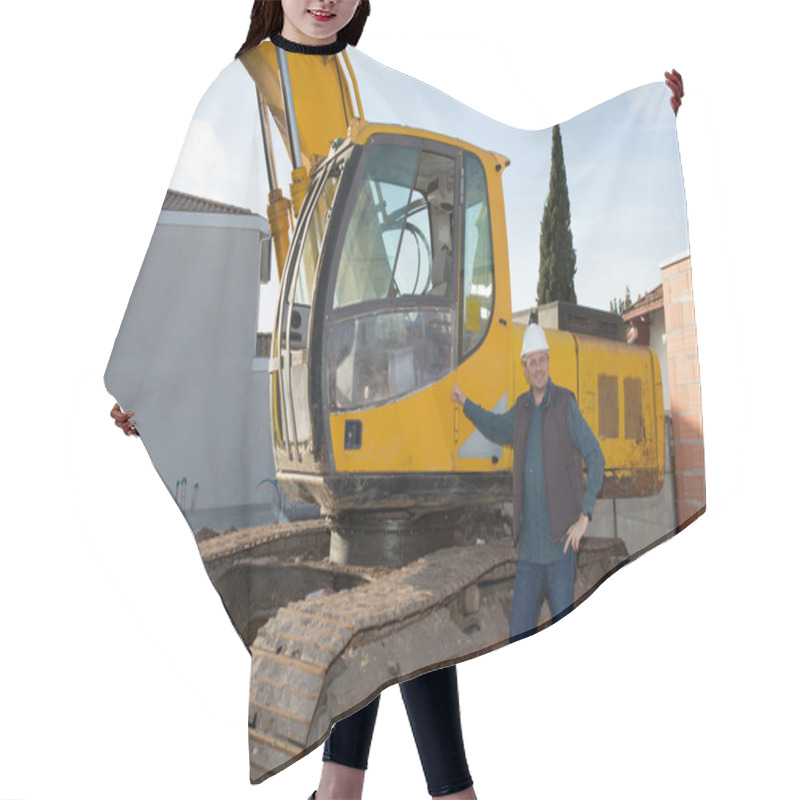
[3,1,799,799]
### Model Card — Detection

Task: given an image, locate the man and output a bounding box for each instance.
[452,323,604,641]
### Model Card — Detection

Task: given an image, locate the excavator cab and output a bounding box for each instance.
[271,124,513,513]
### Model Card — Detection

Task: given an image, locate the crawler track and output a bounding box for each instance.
[199,519,628,782]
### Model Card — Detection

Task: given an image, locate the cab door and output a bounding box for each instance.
[453,150,512,472]
[271,159,343,471]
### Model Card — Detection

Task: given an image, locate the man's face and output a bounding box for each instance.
[523,349,550,393]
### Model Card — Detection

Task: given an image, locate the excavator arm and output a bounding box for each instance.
[240,41,364,275]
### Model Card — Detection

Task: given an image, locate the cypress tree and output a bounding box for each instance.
[537,124,577,305]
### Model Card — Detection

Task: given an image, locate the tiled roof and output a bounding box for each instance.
[162,189,253,215]
[622,284,663,320]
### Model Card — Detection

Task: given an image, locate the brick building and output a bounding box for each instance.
[623,252,705,528]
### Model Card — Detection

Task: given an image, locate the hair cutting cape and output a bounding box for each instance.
[105,40,702,782]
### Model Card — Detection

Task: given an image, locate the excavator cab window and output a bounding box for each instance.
[271,153,349,457]
[282,162,343,350]
[459,152,494,362]
[326,138,458,411]
[331,143,456,309]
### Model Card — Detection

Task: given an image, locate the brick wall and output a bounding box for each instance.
[661,254,705,526]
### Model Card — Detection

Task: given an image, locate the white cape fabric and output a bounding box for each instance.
[106,41,700,781]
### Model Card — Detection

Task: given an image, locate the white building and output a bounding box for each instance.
[105,190,286,530]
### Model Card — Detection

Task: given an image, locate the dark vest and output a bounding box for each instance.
[511,383,584,545]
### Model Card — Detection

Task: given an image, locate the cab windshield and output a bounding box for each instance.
[326,138,458,411]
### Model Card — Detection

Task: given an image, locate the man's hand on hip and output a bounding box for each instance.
[563,512,589,554]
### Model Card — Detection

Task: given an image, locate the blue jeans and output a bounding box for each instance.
[509,549,577,642]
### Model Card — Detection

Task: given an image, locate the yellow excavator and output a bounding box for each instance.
[241,41,663,534]
[209,40,665,780]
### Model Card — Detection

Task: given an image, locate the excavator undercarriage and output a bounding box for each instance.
[199,514,628,781]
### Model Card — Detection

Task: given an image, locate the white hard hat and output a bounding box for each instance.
[521,323,549,359]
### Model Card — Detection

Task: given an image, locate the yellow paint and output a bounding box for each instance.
[267,189,292,277]
[330,378,456,472]
[290,165,311,217]
[240,42,357,172]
